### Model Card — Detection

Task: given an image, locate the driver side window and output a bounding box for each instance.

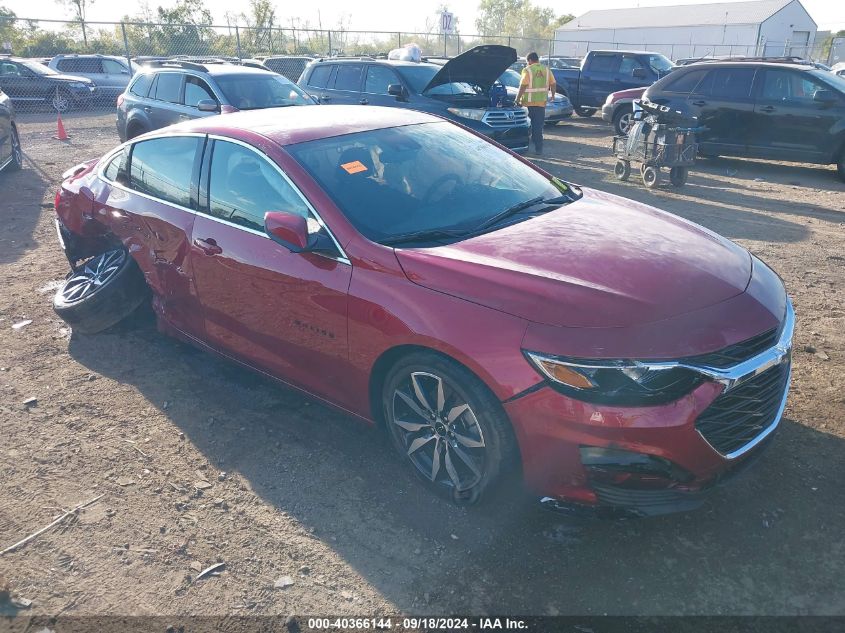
[207,140,315,234]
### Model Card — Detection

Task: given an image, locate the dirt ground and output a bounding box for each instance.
[1,108,844,619]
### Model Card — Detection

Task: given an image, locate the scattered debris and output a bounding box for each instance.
[194,481,213,490]
[22,397,38,408]
[274,575,295,589]
[189,561,203,572]
[12,320,32,330]
[815,350,830,361]
[1,494,105,556]
[450,533,459,540]
[195,562,225,580]
[10,596,32,609]
[803,345,817,354]
[116,477,135,487]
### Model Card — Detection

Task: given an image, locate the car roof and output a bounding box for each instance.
[137,63,274,77]
[678,61,813,70]
[314,58,440,69]
[168,105,438,146]
[591,49,661,55]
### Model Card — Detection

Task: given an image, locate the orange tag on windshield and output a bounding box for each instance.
[341,160,367,174]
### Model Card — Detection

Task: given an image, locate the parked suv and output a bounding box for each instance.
[644,61,845,181]
[298,45,530,152]
[48,54,133,102]
[116,60,315,141]
[0,55,97,112]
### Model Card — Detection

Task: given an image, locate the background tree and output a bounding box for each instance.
[55,0,94,47]
[475,0,573,54]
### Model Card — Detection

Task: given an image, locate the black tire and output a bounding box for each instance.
[642,166,660,188]
[670,166,689,187]
[50,88,74,113]
[576,106,597,118]
[7,125,22,171]
[53,249,149,334]
[614,159,631,181]
[612,105,634,136]
[382,351,519,505]
[126,122,148,140]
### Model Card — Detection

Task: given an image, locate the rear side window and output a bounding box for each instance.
[129,74,153,97]
[307,64,332,88]
[333,64,363,91]
[128,136,199,208]
[57,58,102,73]
[102,59,127,74]
[207,140,311,231]
[153,72,183,103]
[104,148,128,184]
[184,76,216,106]
[697,68,755,99]
[589,54,618,73]
[662,69,707,94]
[619,55,645,75]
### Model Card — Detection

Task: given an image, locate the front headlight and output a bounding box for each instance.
[447,107,486,121]
[524,351,703,406]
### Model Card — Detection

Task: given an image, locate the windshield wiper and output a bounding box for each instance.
[474,195,569,232]
[381,227,472,247]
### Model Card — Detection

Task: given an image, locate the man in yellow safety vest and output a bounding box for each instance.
[516,52,556,155]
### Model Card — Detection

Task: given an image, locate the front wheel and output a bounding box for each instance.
[53,248,149,334]
[382,352,518,505]
[51,89,73,113]
[576,106,596,118]
[7,125,22,171]
[613,105,634,136]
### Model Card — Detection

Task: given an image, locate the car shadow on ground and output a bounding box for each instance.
[0,154,52,265]
[66,319,845,615]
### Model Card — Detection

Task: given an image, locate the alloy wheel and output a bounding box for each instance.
[390,371,486,492]
[61,250,126,304]
[52,90,71,113]
[617,111,634,135]
[11,128,22,166]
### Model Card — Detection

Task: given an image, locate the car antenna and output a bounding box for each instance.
[688,49,713,64]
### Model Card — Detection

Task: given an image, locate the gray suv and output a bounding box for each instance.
[48,54,133,101]
[116,60,315,141]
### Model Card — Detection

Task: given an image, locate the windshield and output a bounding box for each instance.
[215,73,313,110]
[287,121,574,245]
[395,65,482,96]
[498,69,521,89]
[648,54,675,74]
[20,60,57,75]
[814,69,845,93]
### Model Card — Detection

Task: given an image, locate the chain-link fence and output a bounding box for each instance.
[0,16,835,112]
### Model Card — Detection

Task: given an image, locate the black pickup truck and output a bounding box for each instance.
[552,49,675,116]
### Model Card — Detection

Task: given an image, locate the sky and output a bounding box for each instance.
[4,0,844,33]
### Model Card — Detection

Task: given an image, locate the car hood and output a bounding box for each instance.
[394,187,752,329]
[423,45,517,94]
[609,87,646,101]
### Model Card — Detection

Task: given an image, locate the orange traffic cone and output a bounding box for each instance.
[54,112,70,141]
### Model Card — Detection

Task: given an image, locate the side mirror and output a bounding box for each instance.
[632,67,647,79]
[813,89,837,106]
[197,99,219,112]
[387,83,405,99]
[265,211,310,252]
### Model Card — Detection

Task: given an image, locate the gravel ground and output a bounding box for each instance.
[1,108,844,619]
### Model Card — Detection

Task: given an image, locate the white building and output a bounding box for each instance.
[554,0,818,61]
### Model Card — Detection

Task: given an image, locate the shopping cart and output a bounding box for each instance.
[612,100,703,188]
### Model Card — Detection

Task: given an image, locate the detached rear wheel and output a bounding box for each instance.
[53,248,149,334]
[383,352,518,505]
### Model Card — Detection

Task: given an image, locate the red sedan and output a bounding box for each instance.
[53,106,793,516]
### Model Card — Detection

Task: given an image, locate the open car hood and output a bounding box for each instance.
[423,45,517,94]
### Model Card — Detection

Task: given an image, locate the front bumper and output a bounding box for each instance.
[506,302,794,517]
[601,102,615,122]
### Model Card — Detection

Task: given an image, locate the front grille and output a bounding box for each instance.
[682,328,779,368]
[482,109,529,128]
[695,361,790,456]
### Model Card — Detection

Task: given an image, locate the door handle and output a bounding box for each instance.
[143,106,151,113]
[320,95,331,102]
[359,98,369,105]
[759,105,776,113]
[193,237,222,256]
[179,114,190,120]
[691,100,707,106]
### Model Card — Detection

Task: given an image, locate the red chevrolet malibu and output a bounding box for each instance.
[52,106,793,517]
